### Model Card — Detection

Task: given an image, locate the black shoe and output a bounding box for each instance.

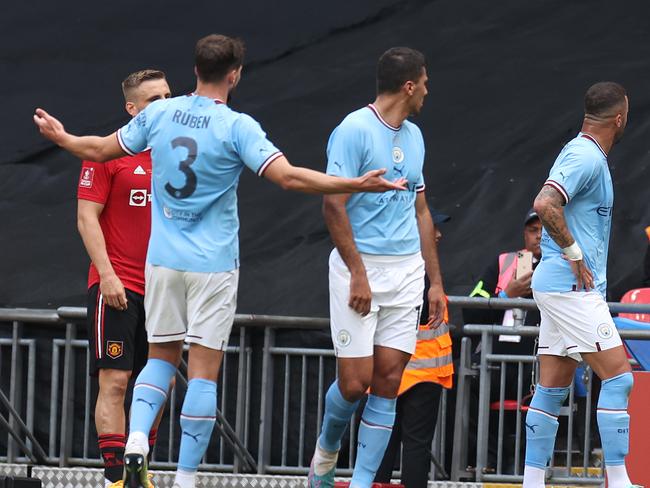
[123,452,148,488]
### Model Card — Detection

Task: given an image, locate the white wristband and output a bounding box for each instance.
[562,241,583,261]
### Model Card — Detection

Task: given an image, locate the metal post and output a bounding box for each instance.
[234,326,247,473]
[26,340,36,456]
[49,341,60,460]
[281,354,290,466]
[582,369,593,476]
[298,354,307,467]
[514,362,523,475]
[566,377,575,475]
[8,321,24,462]
[59,322,77,466]
[257,326,275,473]
[496,361,506,474]
[451,337,475,480]
[475,330,493,481]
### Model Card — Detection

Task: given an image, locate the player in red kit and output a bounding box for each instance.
[77,69,171,488]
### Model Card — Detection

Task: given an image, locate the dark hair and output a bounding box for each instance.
[195,34,245,83]
[121,69,166,101]
[376,47,426,94]
[584,82,627,117]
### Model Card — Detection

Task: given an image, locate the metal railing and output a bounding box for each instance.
[450,297,650,483]
[1,297,649,482]
[0,306,449,478]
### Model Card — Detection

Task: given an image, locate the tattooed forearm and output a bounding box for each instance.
[534,185,575,248]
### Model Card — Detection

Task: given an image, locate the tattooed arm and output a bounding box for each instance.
[533,185,574,247]
[533,184,594,290]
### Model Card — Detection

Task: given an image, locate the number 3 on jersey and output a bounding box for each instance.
[165,136,197,199]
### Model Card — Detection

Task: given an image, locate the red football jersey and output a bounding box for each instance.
[77,151,152,295]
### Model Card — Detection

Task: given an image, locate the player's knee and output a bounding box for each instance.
[598,371,633,408]
[99,369,132,400]
[371,369,402,397]
[338,377,371,401]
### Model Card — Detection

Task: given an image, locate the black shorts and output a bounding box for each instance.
[86,284,148,376]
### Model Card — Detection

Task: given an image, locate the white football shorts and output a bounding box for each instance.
[329,249,425,358]
[533,290,622,361]
[144,264,238,350]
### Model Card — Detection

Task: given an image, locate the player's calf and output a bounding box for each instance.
[309,380,360,488]
[174,378,218,488]
[96,369,131,487]
[597,372,633,488]
[523,385,570,487]
[351,394,397,488]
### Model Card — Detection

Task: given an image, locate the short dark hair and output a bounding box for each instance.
[376,47,426,94]
[584,82,627,118]
[121,69,166,101]
[195,34,245,83]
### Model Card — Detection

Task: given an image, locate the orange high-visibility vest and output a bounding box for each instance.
[398,305,453,395]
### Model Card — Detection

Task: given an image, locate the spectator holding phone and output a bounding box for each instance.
[463,208,542,473]
[466,208,542,337]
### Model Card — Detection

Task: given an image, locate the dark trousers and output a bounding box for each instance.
[374,382,443,488]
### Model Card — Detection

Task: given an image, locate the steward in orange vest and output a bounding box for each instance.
[398,301,453,394]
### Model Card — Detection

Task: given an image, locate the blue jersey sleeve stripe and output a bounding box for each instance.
[544,179,569,203]
[116,129,137,157]
[257,151,284,177]
[415,184,426,193]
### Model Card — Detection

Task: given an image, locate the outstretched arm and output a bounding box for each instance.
[33,108,126,162]
[263,156,406,194]
[415,192,446,326]
[533,184,594,290]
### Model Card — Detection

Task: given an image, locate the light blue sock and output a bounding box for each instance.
[178,378,217,472]
[318,381,359,452]
[524,384,569,469]
[351,394,396,487]
[597,372,633,466]
[130,358,176,435]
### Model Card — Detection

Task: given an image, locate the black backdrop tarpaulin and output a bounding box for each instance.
[1,0,649,312]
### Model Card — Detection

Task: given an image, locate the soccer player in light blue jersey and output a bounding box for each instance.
[308,48,446,488]
[34,34,407,488]
[525,82,638,488]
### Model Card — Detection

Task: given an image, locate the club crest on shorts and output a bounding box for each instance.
[106,341,124,359]
[336,329,351,348]
[392,146,404,164]
[596,323,613,340]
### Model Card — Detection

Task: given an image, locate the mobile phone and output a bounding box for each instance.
[516,251,533,279]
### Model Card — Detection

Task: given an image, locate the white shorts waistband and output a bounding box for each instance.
[331,249,423,268]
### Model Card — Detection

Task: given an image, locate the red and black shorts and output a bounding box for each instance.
[86,284,148,376]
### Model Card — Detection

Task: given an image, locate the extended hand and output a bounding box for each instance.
[100,273,128,310]
[426,283,446,328]
[504,271,533,298]
[356,168,408,192]
[33,108,67,144]
[349,272,372,316]
[566,258,594,291]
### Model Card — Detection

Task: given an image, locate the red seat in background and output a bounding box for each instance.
[619,288,650,323]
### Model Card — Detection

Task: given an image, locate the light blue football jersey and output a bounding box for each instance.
[117,94,283,273]
[532,133,614,296]
[326,104,426,255]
